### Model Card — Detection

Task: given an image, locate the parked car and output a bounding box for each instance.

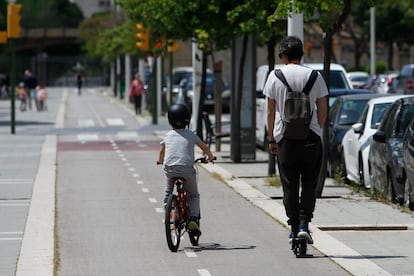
[327,93,384,177]
[341,95,410,188]
[403,117,414,210]
[347,71,369,88]
[395,64,414,94]
[329,88,374,106]
[369,96,414,205]
[171,67,230,111]
[256,63,353,149]
[374,73,399,94]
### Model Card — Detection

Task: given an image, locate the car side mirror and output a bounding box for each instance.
[373,130,386,143]
[352,122,363,134]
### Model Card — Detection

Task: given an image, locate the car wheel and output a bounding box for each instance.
[358,155,364,187]
[404,177,414,210]
[340,151,350,184]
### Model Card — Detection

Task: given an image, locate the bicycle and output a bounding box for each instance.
[160,156,214,252]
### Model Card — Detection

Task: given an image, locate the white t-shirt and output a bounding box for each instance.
[161,128,201,167]
[263,64,329,142]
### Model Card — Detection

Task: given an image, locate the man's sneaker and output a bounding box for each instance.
[298,225,313,244]
[289,232,297,244]
[187,216,201,235]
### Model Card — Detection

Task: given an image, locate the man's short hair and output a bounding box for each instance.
[279,36,304,61]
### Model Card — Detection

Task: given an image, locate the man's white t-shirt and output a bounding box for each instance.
[263,64,329,143]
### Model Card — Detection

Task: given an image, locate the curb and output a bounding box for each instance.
[200,162,392,276]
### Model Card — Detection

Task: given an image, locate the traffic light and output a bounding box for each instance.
[167,40,179,53]
[7,3,22,38]
[135,24,149,52]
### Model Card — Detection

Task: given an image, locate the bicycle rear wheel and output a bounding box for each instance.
[165,194,181,252]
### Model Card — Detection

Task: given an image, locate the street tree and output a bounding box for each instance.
[119,0,240,139]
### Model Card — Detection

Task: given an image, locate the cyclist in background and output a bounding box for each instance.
[158,104,215,234]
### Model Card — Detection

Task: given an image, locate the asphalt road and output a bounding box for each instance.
[55,88,349,275]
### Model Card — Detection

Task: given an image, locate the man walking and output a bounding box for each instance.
[264,36,328,244]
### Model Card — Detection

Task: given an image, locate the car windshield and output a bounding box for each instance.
[173,71,229,92]
[396,103,414,138]
[371,103,392,129]
[318,70,351,89]
[338,99,369,125]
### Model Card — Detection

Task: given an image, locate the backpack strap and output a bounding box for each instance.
[274,69,293,92]
[275,69,318,95]
[302,70,318,95]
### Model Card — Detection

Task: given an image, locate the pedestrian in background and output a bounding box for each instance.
[37,83,47,111]
[17,82,27,111]
[264,36,328,245]
[23,70,38,111]
[129,73,144,115]
[76,72,83,95]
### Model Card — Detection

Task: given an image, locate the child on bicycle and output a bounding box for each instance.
[158,104,215,234]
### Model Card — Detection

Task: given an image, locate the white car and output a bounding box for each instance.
[341,95,411,188]
[347,71,369,88]
[256,63,352,149]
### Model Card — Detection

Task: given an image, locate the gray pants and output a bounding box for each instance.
[164,165,199,217]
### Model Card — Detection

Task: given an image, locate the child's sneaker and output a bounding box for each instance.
[187,216,201,235]
[297,224,313,244]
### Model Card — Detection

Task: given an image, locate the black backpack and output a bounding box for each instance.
[274,69,318,140]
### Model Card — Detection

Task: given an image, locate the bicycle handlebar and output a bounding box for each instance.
[194,156,217,164]
[156,156,216,166]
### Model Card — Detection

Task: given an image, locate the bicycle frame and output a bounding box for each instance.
[170,177,188,224]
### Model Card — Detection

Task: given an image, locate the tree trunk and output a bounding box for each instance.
[196,52,207,139]
[316,0,351,198]
[267,35,277,176]
[233,34,249,163]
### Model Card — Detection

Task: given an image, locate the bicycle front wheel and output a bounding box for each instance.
[165,194,181,252]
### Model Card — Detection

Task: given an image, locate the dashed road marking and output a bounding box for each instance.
[155,208,164,213]
[106,118,125,126]
[117,131,139,141]
[128,168,135,172]
[77,133,99,141]
[184,248,197,258]
[148,198,157,203]
[136,180,143,185]
[78,119,95,128]
[133,173,140,178]
[197,269,212,276]
[142,187,149,193]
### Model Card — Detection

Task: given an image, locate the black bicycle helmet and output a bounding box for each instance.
[168,104,191,129]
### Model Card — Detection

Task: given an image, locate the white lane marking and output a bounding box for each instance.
[0,237,22,241]
[124,163,131,167]
[197,269,212,276]
[78,119,95,128]
[106,118,125,126]
[132,173,140,178]
[136,180,143,185]
[184,248,197,258]
[117,131,140,141]
[77,133,99,141]
[128,168,136,172]
[0,179,32,184]
[155,208,164,213]
[148,198,157,203]
[0,203,29,207]
[142,188,149,193]
[121,158,127,162]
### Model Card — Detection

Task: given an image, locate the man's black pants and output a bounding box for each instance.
[277,130,322,228]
